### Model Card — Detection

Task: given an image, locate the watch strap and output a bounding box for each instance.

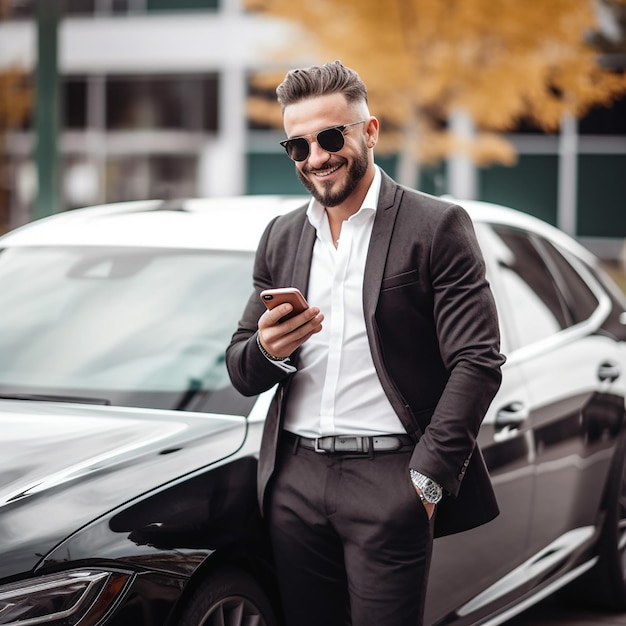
[409,469,443,504]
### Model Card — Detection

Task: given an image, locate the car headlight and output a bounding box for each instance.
[0,569,131,625]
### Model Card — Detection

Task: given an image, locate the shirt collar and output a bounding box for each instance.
[306,166,381,230]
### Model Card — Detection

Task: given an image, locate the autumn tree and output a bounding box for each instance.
[0,0,32,233]
[247,0,626,188]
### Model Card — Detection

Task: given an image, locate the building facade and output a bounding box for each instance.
[1,0,625,257]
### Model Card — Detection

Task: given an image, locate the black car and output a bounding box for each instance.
[0,196,625,626]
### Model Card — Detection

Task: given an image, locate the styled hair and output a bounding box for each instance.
[276,60,368,111]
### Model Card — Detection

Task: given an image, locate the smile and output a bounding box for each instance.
[311,163,342,178]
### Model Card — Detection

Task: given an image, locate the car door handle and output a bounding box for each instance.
[598,361,621,382]
[495,402,529,430]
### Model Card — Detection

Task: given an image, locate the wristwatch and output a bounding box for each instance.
[410,469,443,504]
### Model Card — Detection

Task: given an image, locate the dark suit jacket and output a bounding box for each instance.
[226,171,505,538]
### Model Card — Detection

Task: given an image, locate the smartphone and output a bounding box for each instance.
[260,287,309,321]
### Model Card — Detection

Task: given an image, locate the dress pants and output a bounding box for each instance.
[267,436,435,626]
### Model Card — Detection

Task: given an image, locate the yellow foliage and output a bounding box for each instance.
[0,66,32,135]
[246,0,626,166]
[247,96,284,128]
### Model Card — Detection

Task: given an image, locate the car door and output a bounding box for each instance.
[424,223,536,625]
[488,225,625,576]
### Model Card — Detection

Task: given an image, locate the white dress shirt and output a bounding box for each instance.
[283,167,406,438]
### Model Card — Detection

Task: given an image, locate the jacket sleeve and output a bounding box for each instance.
[225,217,294,397]
[409,204,505,497]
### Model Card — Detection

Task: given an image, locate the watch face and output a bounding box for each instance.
[422,480,442,503]
[410,470,443,503]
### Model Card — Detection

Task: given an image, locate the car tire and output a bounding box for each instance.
[177,565,278,626]
[575,429,626,610]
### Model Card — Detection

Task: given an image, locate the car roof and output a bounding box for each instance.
[0,195,596,265]
[0,197,307,252]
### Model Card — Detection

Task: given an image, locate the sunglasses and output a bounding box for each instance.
[280,120,367,162]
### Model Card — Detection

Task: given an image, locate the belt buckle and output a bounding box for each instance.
[337,436,364,453]
[314,437,327,454]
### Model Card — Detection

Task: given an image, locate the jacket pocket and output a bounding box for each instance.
[380,269,419,291]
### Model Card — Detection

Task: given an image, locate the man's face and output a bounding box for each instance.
[282,93,378,208]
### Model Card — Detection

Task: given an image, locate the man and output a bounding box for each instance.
[226,61,504,626]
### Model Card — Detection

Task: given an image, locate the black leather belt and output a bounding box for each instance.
[284,431,414,454]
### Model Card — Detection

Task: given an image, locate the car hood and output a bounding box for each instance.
[0,399,250,578]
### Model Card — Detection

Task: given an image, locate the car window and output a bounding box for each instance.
[472,223,512,355]
[489,226,569,348]
[536,239,599,324]
[0,246,256,414]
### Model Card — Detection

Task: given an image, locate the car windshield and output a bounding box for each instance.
[0,245,257,415]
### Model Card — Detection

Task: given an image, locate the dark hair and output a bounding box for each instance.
[276,60,368,111]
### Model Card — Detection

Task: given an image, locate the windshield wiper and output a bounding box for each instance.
[0,393,111,405]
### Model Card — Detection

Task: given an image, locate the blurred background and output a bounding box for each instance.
[0,0,625,266]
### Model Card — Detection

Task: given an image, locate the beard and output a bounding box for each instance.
[296,140,369,207]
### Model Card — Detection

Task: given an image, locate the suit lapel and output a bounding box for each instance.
[289,171,401,309]
[290,214,316,297]
[363,172,401,317]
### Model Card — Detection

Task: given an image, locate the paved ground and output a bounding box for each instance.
[507,596,626,625]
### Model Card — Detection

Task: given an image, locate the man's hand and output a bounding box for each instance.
[258,302,324,359]
[413,484,436,520]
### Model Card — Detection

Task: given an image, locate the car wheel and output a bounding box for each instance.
[177,566,278,626]
[576,429,626,610]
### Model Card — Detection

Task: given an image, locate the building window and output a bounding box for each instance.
[146,0,218,11]
[65,0,96,14]
[64,76,88,129]
[1,0,218,17]
[105,155,197,202]
[105,74,218,132]
[60,73,218,132]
